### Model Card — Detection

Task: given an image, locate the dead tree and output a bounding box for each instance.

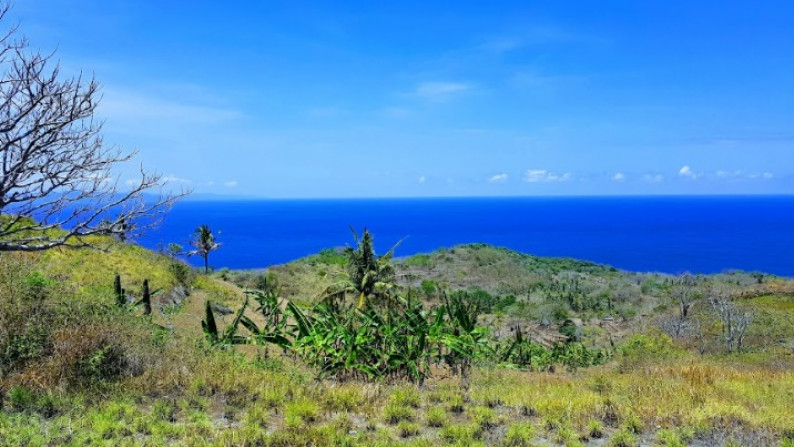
[708,292,752,353]
[671,273,701,319]
[0,4,186,252]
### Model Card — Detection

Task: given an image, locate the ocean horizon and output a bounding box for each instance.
[137,195,794,276]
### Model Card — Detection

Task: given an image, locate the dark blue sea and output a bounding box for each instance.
[136,196,794,276]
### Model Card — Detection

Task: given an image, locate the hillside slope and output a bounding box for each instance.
[0,241,792,446]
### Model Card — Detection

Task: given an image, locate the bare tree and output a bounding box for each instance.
[670,273,701,319]
[0,4,185,252]
[708,291,752,353]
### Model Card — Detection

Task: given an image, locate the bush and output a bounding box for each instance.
[23,271,53,301]
[420,280,437,296]
[618,331,682,366]
[0,264,55,374]
[45,323,141,389]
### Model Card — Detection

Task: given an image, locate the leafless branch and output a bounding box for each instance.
[0,4,188,251]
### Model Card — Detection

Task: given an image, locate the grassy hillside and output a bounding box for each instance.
[1,240,793,446]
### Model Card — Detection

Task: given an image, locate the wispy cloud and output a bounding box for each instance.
[478,25,608,54]
[488,173,509,183]
[611,172,626,182]
[414,82,473,102]
[100,88,242,125]
[224,180,238,188]
[418,176,427,184]
[715,170,775,180]
[162,175,192,184]
[523,169,571,183]
[643,174,664,183]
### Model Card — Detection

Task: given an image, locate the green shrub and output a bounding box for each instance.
[312,248,348,266]
[384,403,414,424]
[397,421,421,438]
[425,407,447,428]
[420,280,437,296]
[586,419,603,438]
[7,386,35,412]
[655,428,686,447]
[23,271,53,301]
[609,428,637,447]
[618,331,681,366]
[439,423,480,443]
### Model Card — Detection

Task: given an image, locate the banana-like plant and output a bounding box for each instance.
[201,298,250,346]
[199,230,611,383]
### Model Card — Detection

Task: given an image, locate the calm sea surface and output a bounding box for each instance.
[136,196,794,276]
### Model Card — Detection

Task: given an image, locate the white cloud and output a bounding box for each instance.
[523,169,571,183]
[418,176,426,184]
[679,165,702,179]
[224,180,238,188]
[643,174,664,183]
[163,175,192,184]
[414,82,472,102]
[611,172,625,182]
[488,173,509,183]
[762,172,774,179]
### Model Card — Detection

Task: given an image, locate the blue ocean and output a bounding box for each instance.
[136,196,794,276]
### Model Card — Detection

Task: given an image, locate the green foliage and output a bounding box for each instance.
[618,331,682,366]
[448,289,515,315]
[310,248,348,266]
[76,343,128,386]
[425,407,447,428]
[201,297,253,347]
[586,420,604,439]
[495,325,608,371]
[384,403,414,424]
[504,421,535,446]
[420,280,437,296]
[404,254,433,267]
[6,386,35,412]
[559,319,580,342]
[321,227,400,311]
[609,428,638,447]
[23,271,52,301]
[492,294,517,314]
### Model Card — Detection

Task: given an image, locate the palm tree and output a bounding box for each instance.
[189,224,220,273]
[322,227,400,310]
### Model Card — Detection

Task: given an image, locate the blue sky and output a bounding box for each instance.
[11,1,794,197]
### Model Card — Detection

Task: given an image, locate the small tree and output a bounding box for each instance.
[189,225,220,274]
[0,4,185,252]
